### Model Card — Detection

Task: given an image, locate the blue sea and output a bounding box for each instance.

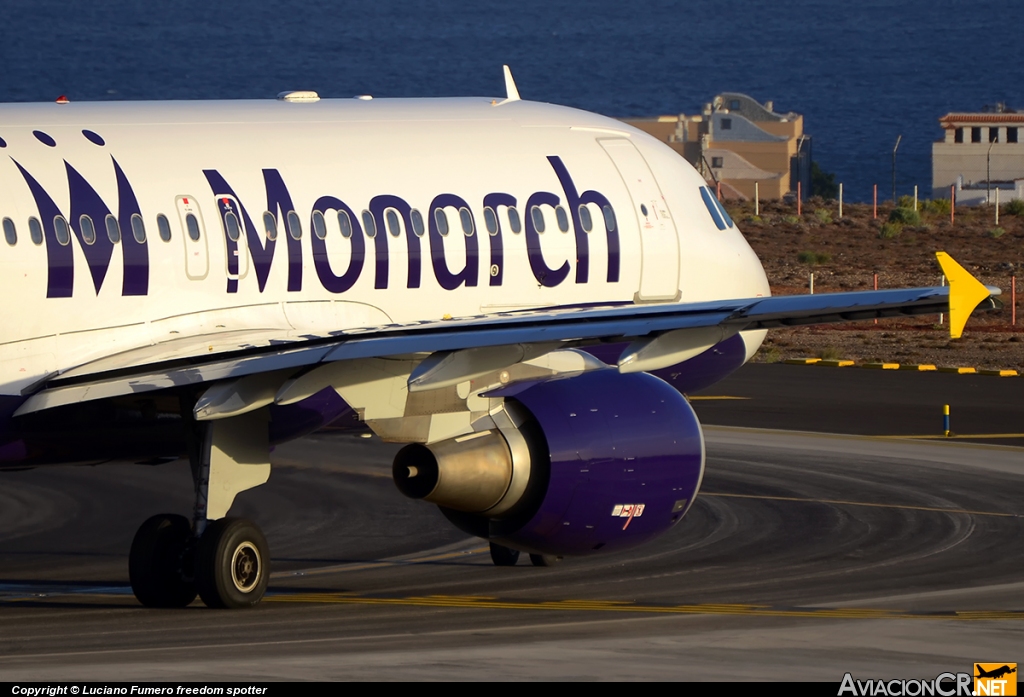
[1,0,1021,202]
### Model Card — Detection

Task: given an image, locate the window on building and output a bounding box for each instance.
[720,118,732,130]
[1008,128,1019,144]
[971,127,982,143]
[989,127,999,143]
[954,128,963,143]
[711,156,723,168]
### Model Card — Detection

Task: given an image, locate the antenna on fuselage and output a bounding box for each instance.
[494,65,520,106]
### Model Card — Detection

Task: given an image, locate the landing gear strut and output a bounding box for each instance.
[129,406,273,609]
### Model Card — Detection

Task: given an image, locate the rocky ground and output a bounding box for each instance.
[724,198,1024,371]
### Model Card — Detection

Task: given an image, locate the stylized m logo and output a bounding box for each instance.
[15,157,148,298]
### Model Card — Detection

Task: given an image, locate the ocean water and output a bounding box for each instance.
[0,0,1021,202]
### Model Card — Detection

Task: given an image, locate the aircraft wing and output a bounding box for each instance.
[15,253,999,417]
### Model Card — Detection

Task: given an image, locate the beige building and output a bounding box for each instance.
[933,109,1024,204]
[620,93,811,201]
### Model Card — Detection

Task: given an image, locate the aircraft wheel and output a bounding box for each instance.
[529,553,562,567]
[489,542,520,566]
[195,518,269,609]
[129,514,197,608]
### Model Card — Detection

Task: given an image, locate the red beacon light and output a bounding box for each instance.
[55,95,69,104]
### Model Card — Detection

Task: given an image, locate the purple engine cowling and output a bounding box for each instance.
[426,369,705,557]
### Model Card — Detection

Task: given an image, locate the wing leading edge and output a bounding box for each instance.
[14,253,1000,416]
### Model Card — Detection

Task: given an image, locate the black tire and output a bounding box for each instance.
[195,518,269,609]
[529,553,562,567]
[489,542,520,566]
[129,514,197,608]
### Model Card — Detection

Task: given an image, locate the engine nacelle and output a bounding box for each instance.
[392,369,705,557]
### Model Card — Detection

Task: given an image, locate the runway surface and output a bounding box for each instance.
[1,365,1022,680]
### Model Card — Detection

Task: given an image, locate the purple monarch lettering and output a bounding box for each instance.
[547,155,619,283]
[482,193,515,287]
[369,195,421,289]
[311,196,365,293]
[428,194,478,291]
[524,191,569,288]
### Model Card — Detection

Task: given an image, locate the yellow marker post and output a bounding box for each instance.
[935,252,997,339]
[943,404,950,438]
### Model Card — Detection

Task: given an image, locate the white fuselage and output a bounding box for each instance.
[0,97,769,395]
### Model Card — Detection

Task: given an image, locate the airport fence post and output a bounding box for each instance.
[810,272,814,294]
[913,185,918,211]
[939,275,945,325]
[995,188,1000,226]
[873,185,878,219]
[943,405,950,438]
[951,185,955,224]
[716,181,722,201]
[838,183,843,219]
[755,182,759,216]
[1012,276,1017,326]
[797,181,802,216]
[873,273,878,324]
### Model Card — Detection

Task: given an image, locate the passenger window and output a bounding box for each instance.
[579,205,593,233]
[361,210,376,238]
[106,214,122,243]
[262,212,278,241]
[131,214,147,243]
[312,210,327,240]
[156,214,171,242]
[434,208,449,237]
[225,211,242,241]
[530,205,546,233]
[54,216,71,246]
[386,209,401,237]
[555,206,570,232]
[507,207,522,234]
[459,207,474,236]
[186,213,201,241]
[3,217,16,246]
[79,215,96,245]
[602,205,617,232]
[483,206,498,236]
[286,210,302,240]
[338,210,352,239]
[410,209,425,237]
[28,217,43,245]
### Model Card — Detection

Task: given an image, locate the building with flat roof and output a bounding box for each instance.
[933,106,1024,204]
[620,93,811,200]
